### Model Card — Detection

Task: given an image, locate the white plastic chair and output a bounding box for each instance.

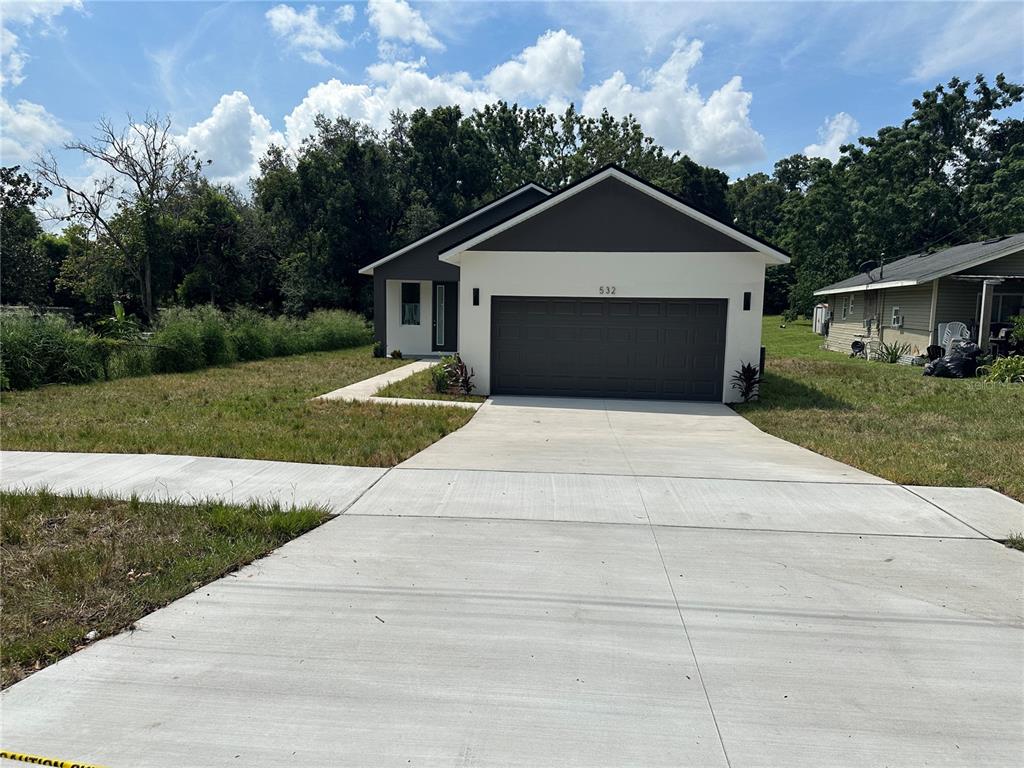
[941,322,970,353]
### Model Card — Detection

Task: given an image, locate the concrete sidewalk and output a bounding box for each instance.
[0,451,384,512]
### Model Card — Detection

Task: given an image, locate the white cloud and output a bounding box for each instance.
[1,0,82,87]
[335,4,355,24]
[581,39,765,168]
[484,29,584,102]
[912,2,1024,81]
[1,0,83,26]
[367,0,443,53]
[803,112,859,161]
[0,97,71,165]
[1,27,28,86]
[284,61,493,146]
[265,4,352,67]
[179,91,284,189]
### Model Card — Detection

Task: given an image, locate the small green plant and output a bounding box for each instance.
[1005,531,1024,553]
[1010,315,1024,343]
[430,361,450,393]
[372,340,387,358]
[977,355,1024,383]
[730,362,762,402]
[874,340,911,364]
[95,301,140,340]
[390,349,403,359]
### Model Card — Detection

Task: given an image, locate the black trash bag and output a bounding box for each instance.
[923,342,982,378]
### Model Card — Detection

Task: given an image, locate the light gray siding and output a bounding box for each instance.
[960,250,1024,276]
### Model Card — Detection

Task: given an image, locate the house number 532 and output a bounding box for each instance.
[599,285,617,295]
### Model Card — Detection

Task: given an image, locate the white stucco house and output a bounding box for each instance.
[359,166,790,403]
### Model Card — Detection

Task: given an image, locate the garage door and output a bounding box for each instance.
[491,297,727,401]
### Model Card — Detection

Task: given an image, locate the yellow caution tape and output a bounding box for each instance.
[0,750,107,768]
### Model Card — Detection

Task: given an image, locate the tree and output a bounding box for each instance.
[0,166,54,305]
[36,113,203,323]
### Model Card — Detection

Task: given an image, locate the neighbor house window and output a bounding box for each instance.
[890,306,902,328]
[841,296,850,319]
[401,282,420,325]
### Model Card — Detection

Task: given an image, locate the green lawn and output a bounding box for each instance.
[1,490,330,688]
[376,365,487,403]
[0,346,474,466]
[736,317,1024,501]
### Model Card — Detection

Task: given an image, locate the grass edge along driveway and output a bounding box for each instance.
[1,490,331,688]
[0,346,475,467]
[737,317,1024,502]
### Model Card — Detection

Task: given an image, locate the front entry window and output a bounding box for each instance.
[435,284,445,346]
[401,282,420,325]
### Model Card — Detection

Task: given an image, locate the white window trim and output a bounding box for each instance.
[890,306,902,328]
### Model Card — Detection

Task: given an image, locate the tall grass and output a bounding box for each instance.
[0,307,373,390]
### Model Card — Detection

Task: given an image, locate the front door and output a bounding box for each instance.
[432,281,458,352]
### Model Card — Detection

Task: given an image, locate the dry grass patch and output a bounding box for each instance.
[1,490,330,688]
[0,346,474,466]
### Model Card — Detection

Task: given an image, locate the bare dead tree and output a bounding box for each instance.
[36,113,203,323]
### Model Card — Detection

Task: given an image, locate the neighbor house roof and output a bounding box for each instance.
[358,183,551,276]
[814,233,1024,296]
[437,165,791,265]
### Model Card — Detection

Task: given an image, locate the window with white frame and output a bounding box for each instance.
[890,306,902,328]
[401,282,420,325]
[841,296,849,319]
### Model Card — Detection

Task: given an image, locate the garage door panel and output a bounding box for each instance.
[491,296,727,401]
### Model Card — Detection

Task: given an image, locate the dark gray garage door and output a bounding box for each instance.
[491,297,727,401]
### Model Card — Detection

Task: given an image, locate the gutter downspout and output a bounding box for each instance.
[928,279,939,346]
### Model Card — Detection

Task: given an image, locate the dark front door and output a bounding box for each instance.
[490,296,727,401]
[432,281,458,352]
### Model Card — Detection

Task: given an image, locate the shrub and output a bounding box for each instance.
[441,353,474,395]
[151,306,236,371]
[781,308,799,323]
[303,310,373,352]
[390,349,403,359]
[0,312,101,390]
[978,355,1024,383]
[730,362,762,403]
[430,362,450,393]
[150,315,206,374]
[1011,315,1024,343]
[227,307,272,361]
[874,340,911,364]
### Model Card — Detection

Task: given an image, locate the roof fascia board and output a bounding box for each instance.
[358,183,550,275]
[438,168,790,265]
[814,280,919,296]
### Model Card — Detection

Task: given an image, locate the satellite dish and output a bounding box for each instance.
[859,260,878,275]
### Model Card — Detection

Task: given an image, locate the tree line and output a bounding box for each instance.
[2,74,1021,324]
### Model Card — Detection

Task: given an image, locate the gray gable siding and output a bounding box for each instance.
[960,250,1024,276]
[473,177,754,253]
[371,187,549,346]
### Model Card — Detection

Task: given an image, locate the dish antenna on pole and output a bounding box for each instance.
[859,252,884,282]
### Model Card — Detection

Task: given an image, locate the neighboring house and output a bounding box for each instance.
[360,165,790,403]
[815,234,1024,359]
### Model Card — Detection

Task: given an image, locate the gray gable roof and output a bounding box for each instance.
[815,233,1024,295]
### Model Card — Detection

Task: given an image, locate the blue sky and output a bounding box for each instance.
[3,0,1023,190]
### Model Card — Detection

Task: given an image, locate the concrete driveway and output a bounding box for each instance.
[2,397,1022,767]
